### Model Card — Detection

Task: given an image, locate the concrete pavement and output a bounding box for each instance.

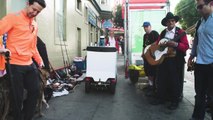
[34,53,211,120]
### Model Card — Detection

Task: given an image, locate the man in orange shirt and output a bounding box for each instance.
[0,0,46,119]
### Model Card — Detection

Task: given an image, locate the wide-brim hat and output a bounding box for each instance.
[161,12,180,26]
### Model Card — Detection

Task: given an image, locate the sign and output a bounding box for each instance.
[88,9,97,26]
[102,19,113,29]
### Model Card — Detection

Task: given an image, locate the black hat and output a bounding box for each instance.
[161,12,180,26]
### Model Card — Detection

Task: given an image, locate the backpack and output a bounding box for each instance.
[195,19,202,39]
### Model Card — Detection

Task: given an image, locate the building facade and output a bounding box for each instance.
[0,0,111,69]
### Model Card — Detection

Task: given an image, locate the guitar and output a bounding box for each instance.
[144,28,188,65]
[143,38,176,65]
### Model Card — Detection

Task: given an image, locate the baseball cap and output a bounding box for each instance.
[142,22,151,27]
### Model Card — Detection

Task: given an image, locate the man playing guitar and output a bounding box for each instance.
[150,12,189,110]
[141,22,159,97]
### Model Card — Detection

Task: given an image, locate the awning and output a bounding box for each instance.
[128,0,167,4]
[108,27,125,34]
[122,0,168,19]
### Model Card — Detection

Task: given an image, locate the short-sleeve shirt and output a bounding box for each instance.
[143,30,159,48]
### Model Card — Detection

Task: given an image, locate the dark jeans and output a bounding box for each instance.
[144,59,156,77]
[9,63,40,120]
[192,64,213,120]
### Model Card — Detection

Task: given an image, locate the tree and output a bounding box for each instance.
[114,5,124,28]
[175,0,200,35]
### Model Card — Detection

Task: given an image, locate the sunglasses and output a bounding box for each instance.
[196,4,205,10]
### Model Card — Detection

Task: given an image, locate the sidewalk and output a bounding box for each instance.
[136,49,211,120]
[34,53,211,120]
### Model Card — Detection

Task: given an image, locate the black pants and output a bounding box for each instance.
[121,44,124,55]
[192,64,213,120]
[144,59,156,77]
[9,63,40,120]
[156,57,182,103]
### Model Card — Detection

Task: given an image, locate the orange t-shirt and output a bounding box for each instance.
[0,10,42,66]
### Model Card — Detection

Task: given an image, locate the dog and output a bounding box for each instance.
[0,68,51,119]
[36,68,50,117]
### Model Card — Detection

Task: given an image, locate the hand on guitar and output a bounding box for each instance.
[166,41,178,47]
[159,41,178,47]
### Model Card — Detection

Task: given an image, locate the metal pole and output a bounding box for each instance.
[124,0,129,78]
[167,0,171,12]
[127,0,131,65]
[124,0,127,61]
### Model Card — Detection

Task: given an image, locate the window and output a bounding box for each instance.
[77,28,81,56]
[77,0,82,11]
[89,24,93,45]
[9,0,27,12]
[55,0,66,44]
[101,0,107,5]
[84,7,88,23]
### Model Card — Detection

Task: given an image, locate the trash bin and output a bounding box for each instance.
[128,65,146,83]
[99,36,105,46]
[129,69,139,83]
[73,57,86,72]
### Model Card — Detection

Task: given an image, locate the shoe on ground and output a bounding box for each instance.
[189,118,201,120]
[145,90,156,97]
[150,99,164,105]
[167,102,179,110]
[179,93,183,102]
[143,85,154,92]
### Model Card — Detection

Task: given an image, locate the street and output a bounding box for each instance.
[34,53,210,120]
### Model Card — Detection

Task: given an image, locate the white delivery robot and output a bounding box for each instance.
[85,46,117,94]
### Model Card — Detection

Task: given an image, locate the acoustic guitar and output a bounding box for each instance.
[143,32,186,66]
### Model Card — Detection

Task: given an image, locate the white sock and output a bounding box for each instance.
[149,80,153,86]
